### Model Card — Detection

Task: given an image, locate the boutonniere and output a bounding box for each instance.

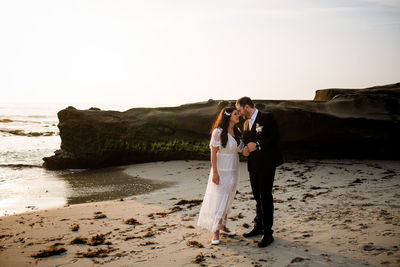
[256,123,263,133]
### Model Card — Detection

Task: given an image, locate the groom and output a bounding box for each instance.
[236,97,283,247]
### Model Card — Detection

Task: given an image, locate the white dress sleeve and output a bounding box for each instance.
[210,128,222,148]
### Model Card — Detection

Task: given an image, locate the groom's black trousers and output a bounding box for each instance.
[249,166,276,235]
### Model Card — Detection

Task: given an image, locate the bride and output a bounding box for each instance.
[197,107,249,245]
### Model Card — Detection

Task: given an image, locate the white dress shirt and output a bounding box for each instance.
[249,109,261,150]
[249,109,259,130]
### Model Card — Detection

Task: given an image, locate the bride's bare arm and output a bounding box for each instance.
[211,145,220,185]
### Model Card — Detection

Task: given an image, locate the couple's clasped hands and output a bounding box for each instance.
[242,142,257,156]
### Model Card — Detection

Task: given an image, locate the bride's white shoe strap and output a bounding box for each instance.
[211,239,220,245]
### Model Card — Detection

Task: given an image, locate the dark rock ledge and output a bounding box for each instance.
[43,83,400,170]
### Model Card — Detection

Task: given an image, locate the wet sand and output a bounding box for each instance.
[0,166,169,216]
[0,160,399,266]
[59,167,171,205]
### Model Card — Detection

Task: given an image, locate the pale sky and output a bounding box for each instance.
[1,0,399,108]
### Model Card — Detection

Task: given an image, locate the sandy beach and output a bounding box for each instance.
[0,159,399,266]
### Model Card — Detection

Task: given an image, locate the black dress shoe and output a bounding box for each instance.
[258,235,274,248]
[243,228,263,238]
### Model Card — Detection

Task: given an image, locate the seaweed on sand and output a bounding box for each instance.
[31,246,67,258]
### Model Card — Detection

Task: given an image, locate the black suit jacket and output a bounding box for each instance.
[243,111,284,172]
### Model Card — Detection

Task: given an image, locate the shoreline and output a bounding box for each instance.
[0,165,172,217]
[0,160,399,266]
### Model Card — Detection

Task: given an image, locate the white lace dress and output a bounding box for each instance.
[197,127,244,232]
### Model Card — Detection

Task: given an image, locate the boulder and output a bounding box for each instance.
[43,83,400,170]
[314,82,400,101]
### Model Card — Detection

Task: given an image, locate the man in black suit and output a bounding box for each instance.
[236,97,284,247]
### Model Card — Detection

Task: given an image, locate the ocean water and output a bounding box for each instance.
[0,103,162,216]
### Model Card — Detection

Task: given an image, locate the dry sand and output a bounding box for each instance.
[0,160,399,266]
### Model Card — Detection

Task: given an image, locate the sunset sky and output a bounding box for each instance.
[1,0,399,107]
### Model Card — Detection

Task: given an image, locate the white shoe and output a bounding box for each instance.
[220,229,236,236]
[211,239,220,245]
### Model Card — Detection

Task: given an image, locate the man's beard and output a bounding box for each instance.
[244,110,251,119]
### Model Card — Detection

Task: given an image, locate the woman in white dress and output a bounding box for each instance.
[197,107,248,245]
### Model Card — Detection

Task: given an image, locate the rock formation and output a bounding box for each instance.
[314,82,400,101]
[43,83,400,170]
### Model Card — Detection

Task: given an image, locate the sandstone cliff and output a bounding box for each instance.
[43,83,400,170]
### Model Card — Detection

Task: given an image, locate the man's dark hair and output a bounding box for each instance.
[236,96,254,108]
